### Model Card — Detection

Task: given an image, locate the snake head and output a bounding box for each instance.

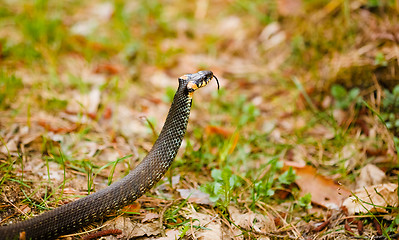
[180,70,220,95]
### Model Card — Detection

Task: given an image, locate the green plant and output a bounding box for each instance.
[231,0,277,24]
[363,100,399,159]
[375,52,388,66]
[382,85,399,111]
[331,84,361,109]
[250,157,283,207]
[278,167,297,185]
[201,168,241,210]
[297,193,312,210]
[381,85,399,133]
[44,98,68,112]
[385,213,399,233]
[164,198,190,227]
[0,71,24,109]
[215,93,260,128]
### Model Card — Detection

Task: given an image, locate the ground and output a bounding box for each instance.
[0,1,398,239]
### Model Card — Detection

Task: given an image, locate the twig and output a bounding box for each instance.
[185,212,219,239]
[4,196,29,217]
[81,229,122,240]
[313,219,330,232]
[372,218,382,236]
[357,220,363,236]
[256,201,302,238]
[344,220,354,235]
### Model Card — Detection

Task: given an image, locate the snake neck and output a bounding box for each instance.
[145,79,193,167]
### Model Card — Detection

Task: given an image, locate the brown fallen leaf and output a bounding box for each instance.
[19,204,31,215]
[177,189,213,205]
[343,183,398,215]
[228,206,276,233]
[154,229,180,240]
[82,229,122,240]
[0,139,17,155]
[141,212,159,223]
[66,88,101,117]
[104,216,161,239]
[38,120,78,134]
[186,211,222,240]
[205,125,233,138]
[306,124,335,139]
[277,0,303,16]
[94,63,124,75]
[103,106,112,119]
[284,162,351,209]
[356,164,386,189]
[122,202,141,214]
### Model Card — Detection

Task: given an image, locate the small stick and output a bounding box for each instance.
[356,220,363,235]
[313,219,330,232]
[344,220,354,235]
[81,229,122,240]
[372,218,382,236]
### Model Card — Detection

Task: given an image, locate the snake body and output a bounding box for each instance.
[0,70,218,240]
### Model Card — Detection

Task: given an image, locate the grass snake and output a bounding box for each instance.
[0,70,219,240]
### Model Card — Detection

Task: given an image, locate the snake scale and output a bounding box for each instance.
[0,70,219,240]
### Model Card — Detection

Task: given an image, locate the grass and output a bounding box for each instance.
[0,0,398,239]
[0,72,24,110]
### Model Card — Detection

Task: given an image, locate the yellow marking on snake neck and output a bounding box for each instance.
[187,81,198,91]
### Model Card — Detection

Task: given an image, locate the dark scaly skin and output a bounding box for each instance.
[0,70,218,240]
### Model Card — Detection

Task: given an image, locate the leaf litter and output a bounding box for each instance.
[284,162,351,210]
[343,183,399,215]
[0,0,398,239]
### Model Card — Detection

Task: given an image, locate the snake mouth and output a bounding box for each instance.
[182,70,220,93]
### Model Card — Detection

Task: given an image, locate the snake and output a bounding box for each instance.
[0,70,219,240]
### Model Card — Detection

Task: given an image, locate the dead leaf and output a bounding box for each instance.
[70,2,114,36]
[186,211,222,240]
[122,202,141,213]
[259,22,286,51]
[171,174,180,188]
[154,229,180,240]
[343,183,398,215]
[0,138,17,155]
[19,204,31,215]
[70,19,98,36]
[284,163,351,209]
[94,63,124,75]
[333,109,347,125]
[205,125,233,138]
[306,125,335,139]
[114,106,148,139]
[228,206,276,233]
[327,143,364,173]
[177,189,213,205]
[141,212,159,223]
[38,120,78,134]
[67,88,101,116]
[277,0,303,16]
[104,216,161,238]
[103,106,112,119]
[278,117,306,133]
[356,164,386,189]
